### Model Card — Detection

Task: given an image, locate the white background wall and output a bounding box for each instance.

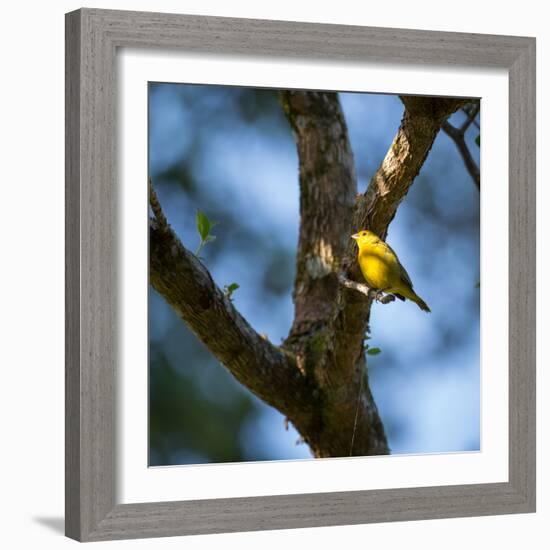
[0,0,546,548]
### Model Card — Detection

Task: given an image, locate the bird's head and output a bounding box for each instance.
[351,229,381,247]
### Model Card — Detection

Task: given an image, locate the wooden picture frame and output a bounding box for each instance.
[65,8,536,542]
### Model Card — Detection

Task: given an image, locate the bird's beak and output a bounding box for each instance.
[351,233,359,240]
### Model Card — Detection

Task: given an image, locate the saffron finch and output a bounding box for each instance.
[352,230,431,312]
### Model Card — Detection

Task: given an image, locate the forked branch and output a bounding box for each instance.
[148,183,313,425]
[149,93,466,460]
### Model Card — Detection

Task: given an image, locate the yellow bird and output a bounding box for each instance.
[352,230,431,312]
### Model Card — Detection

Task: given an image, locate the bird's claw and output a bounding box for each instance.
[372,290,396,304]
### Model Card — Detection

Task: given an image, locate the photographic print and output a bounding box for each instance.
[148,84,480,467]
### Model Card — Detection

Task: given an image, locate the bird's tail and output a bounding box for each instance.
[411,293,431,313]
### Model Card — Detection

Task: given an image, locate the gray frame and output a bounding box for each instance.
[65,8,536,542]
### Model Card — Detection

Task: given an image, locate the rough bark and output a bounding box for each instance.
[279,91,356,339]
[279,91,388,457]
[149,93,466,459]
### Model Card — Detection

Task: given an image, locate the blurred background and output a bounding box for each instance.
[148,84,480,466]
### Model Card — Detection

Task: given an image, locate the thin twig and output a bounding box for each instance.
[441,121,480,190]
[460,103,480,133]
[338,273,396,304]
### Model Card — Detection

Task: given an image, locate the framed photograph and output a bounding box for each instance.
[65,8,535,542]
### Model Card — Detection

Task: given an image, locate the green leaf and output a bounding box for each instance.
[195,210,219,256]
[366,347,381,356]
[196,210,210,241]
[224,282,240,301]
[475,134,480,147]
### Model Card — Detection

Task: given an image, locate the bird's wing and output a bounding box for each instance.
[398,261,413,288]
[381,240,413,288]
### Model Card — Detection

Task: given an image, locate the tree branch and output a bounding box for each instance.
[460,102,480,132]
[149,186,313,425]
[441,101,481,189]
[338,273,396,304]
[352,96,469,239]
[149,177,167,228]
[279,91,356,339]
[332,96,467,399]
